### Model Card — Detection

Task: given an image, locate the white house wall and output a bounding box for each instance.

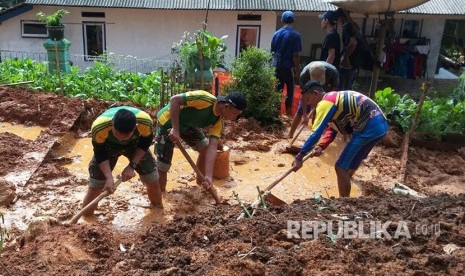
[0,5,450,78]
[0,6,277,66]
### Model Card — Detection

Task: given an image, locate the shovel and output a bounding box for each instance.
[65,176,123,225]
[286,124,305,154]
[285,109,315,154]
[238,154,312,219]
[175,140,225,205]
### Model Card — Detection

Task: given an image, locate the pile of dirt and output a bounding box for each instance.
[2,195,464,275]
[2,87,465,275]
[222,117,286,152]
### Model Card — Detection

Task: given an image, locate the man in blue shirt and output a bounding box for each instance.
[271,10,302,115]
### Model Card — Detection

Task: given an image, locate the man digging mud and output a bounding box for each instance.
[291,81,388,197]
[288,61,339,138]
[155,91,247,192]
[82,107,163,216]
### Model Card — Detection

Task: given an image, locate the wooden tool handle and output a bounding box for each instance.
[264,153,312,192]
[68,177,123,224]
[175,141,221,204]
[289,124,305,147]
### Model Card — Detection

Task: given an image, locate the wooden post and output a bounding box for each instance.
[184,70,188,92]
[369,19,388,98]
[197,34,204,90]
[398,82,430,182]
[160,68,165,108]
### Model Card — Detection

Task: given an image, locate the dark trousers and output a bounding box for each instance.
[339,68,358,90]
[275,67,294,110]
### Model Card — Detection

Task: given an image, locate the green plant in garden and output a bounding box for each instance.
[0,212,7,252]
[453,72,465,102]
[0,58,163,108]
[223,47,281,125]
[36,9,69,26]
[171,29,227,71]
[375,87,465,138]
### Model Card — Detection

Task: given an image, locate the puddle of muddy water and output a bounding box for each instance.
[3,126,361,233]
[49,133,360,231]
[0,122,44,140]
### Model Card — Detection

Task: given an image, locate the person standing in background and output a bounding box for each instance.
[336,8,363,90]
[271,10,302,115]
[319,10,341,67]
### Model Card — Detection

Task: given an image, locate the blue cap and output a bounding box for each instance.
[319,11,338,24]
[281,11,295,23]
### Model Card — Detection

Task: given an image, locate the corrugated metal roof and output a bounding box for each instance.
[23,0,465,14]
[401,0,465,15]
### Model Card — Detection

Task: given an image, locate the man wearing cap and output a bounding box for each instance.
[82,106,163,216]
[336,8,363,90]
[271,10,302,115]
[291,82,388,197]
[319,10,341,67]
[288,61,339,138]
[155,90,247,192]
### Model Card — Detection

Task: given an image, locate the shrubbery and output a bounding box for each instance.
[223,47,281,125]
[375,86,465,139]
[0,58,163,107]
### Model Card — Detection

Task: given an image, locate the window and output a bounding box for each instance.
[83,22,106,60]
[81,12,105,18]
[21,20,47,38]
[400,19,422,38]
[362,18,381,37]
[236,25,261,56]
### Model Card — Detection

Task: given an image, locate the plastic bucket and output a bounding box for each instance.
[213,146,230,178]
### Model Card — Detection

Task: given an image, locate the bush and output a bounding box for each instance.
[0,58,163,108]
[375,87,465,139]
[223,47,281,125]
[453,72,465,102]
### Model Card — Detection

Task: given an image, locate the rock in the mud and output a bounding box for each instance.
[0,179,16,206]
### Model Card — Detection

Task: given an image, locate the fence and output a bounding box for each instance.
[0,49,174,73]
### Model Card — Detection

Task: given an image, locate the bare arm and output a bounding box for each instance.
[99,160,114,193]
[203,137,219,188]
[345,37,357,58]
[168,94,184,143]
[326,48,336,64]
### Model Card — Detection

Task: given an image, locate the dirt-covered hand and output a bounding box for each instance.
[202,176,213,190]
[168,128,181,143]
[309,145,323,157]
[103,178,115,194]
[122,165,136,181]
[292,159,303,172]
[302,115,310,125]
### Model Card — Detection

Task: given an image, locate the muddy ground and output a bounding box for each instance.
[1,87,465,275]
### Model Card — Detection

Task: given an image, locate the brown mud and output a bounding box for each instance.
[0,87,464,275]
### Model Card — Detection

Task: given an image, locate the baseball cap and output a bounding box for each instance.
[281,11,295,23]
[319,10,338,24]
[217,92,247,111]
[302,80,324,93]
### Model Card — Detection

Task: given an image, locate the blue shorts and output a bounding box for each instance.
[336,115,388,170]
[296,100,312,116]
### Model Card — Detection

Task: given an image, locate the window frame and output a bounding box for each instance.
[235,25,261,56]
[21,20,48,38]
[400,19,423,38]
[82,21,106,61]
